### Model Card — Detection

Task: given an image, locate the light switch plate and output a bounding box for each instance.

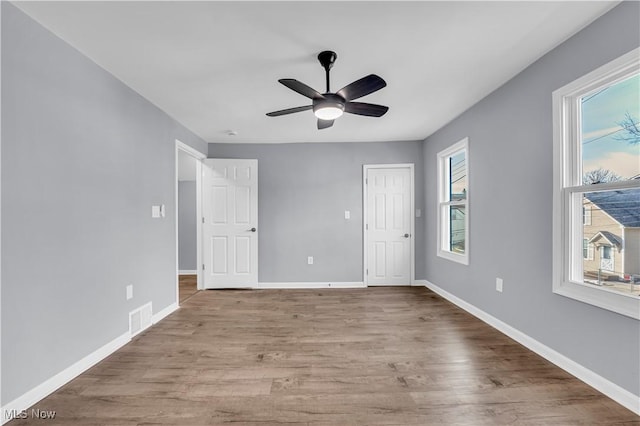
[151,205,161,218]
[344,210,350,219]
[307,256,314,265]
[496,278,503,293]
[126,285,133,300]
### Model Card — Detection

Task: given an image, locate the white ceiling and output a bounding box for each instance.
[14,1,617,144]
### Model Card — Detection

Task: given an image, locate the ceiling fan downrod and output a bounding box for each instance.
[318,51,337,93]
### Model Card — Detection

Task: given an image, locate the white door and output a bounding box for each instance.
[202,159,258,288]
[600,245,614,272]
[365,166,413,286]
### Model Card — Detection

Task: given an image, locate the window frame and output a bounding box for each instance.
[437,137,469,265]
[552,47,640,319]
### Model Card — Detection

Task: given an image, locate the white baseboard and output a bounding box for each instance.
[412,279,428,286]
[1,302,180,425]
[1,332,130,425]
[258,281,365,289]
[178,270,197,275]
[153,302,179,324]
[421,280,640,416]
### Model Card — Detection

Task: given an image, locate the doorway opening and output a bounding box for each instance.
[175,140,206,304]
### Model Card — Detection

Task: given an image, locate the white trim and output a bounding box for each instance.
[436,137,469,265]
[176,140,206,161]
[258,282,365,289]
[195,159,203,290]
[175,140,207,300]
[421,280,640,416]
[362,163,415,286]
[1,332,130,425]
[412,279,429,287]
[620,225,625,278]
[178,270,197,275]
[0,3,3,410]
[0,298,180,424]
[152,302,179,324]
[552,48,640,319]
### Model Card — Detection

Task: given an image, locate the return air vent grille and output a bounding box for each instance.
[129,302,152,337]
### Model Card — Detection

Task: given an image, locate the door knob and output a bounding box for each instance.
[403,233,410,238]
[249,227,257,232]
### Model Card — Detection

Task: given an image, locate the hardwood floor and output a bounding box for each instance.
[8,287,638,425]
[179,274,198,303]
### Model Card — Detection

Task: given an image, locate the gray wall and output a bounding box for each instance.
[178,181,197,271]
[422,2,639,396]
[209,142,426,283]
[1,3,207,404]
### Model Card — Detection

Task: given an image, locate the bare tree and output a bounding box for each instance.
[613,112,640,145]
[583,168,623,184]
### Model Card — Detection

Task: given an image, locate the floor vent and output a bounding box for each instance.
[129,302,153,337]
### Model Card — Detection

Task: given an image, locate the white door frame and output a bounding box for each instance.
[363,163,415,286]
[175,140,206,304]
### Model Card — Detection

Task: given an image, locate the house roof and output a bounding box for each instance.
[585,188,640,227]
[589,231,622,248]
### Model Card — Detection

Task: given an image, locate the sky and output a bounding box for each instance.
[581,73,640,180]
[450,151,467,198]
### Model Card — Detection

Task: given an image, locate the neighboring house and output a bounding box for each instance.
[583,188,640,282]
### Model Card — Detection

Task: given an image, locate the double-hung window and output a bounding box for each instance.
[552,48,640,319]
[437,137,469,265]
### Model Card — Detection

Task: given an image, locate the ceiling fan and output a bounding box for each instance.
[266,51,389,130]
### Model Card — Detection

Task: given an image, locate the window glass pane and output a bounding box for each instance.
[581,73,640,183]
[449,205,466,254]
[581,188,640,297]
[449,151,467,201]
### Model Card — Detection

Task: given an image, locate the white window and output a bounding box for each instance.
[582,238,589,259]
[582,239,595,260]
[582,206,591,225]
[437,137,469,265]
[552,48,640,319]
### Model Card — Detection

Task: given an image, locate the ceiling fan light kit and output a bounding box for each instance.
[266,50,388,129]
[313,94,345,120]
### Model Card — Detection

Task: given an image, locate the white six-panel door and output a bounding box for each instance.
[365,165,413,286]
[202,159,258,288]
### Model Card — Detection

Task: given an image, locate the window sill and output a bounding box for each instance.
[553,280,640,320]
[437,250,469,266]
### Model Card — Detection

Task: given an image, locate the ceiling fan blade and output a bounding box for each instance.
[317,119,334,130]
[337,74,386,101]
[266,105,312,117]
[279,79,324,100]
[344,102,389,117]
